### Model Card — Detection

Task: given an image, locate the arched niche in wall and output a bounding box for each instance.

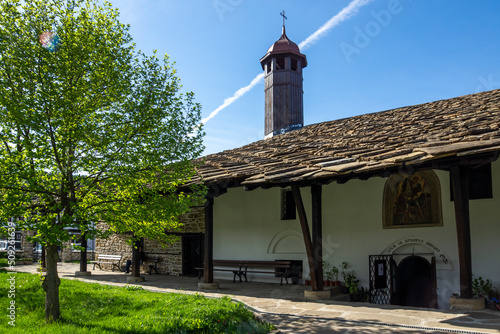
[383,170,443,229]
[267,230,306,254]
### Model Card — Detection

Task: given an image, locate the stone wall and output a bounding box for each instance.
[19,230,35,259]
[60,239,96,263]
[94,222,131,271]
[94,206,205,275]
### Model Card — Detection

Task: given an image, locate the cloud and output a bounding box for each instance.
[203,0,374,125]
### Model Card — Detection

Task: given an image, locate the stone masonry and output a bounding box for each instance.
[95,206,205,275]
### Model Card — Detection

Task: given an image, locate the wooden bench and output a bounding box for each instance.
[91,254,122,272]
[196,260,292,285]
[144,256,160,275]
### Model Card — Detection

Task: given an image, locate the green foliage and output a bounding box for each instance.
[341,261,359,295]
[0,272,275,333]
[0,0,205,248]
[328,265,339,281]
[472,276,499,299]
[357,286,370,302]
[125,284,144,291]
[321,260,330,280]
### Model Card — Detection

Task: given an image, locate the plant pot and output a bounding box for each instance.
[324,280,330,286]
[333,281,341,287]
[305,280,310,285]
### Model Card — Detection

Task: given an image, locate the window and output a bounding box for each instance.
[276,57,285,70]
[450,163,493,200]
[291,59,298,71]
[14,232,22,250]
[70,233,95,251]
[281,189,296,220]
[266,61,271,74]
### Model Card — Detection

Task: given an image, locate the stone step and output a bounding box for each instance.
[331,293,351,302]
[329,286,348,296]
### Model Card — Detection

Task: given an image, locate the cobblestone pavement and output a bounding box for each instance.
[11,263,500,333]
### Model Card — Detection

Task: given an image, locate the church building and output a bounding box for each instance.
[97,22,500,311]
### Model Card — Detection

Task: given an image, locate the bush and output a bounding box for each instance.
[473,276,499,299]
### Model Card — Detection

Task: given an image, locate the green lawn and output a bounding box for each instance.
[0,271,275,333]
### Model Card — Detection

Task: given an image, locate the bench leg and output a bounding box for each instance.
[198,269,203,280]
[280,276,289,286]
[148,265,158,275]
[280,271,290,286]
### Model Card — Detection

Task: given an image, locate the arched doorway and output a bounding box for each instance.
[397,256,437,308]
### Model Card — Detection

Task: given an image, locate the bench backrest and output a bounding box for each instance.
[212,260,291,268]
[98,255,122,261]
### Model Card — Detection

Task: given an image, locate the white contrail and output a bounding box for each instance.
[299,0,374,50]
[202,0,373,125]
[201,73,265,124]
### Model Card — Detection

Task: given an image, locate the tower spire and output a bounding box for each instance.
[280,10,287,34]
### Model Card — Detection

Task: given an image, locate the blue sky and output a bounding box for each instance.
[110,0,500,155]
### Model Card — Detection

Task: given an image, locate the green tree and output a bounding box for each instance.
[0,0,206,322]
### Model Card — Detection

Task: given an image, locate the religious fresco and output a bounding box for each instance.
[383,171,443,229]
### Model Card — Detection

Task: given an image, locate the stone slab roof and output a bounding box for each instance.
[189,89,500,189]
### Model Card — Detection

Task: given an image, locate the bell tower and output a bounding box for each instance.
[260,12,307,138]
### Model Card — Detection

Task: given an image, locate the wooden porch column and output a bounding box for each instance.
[450,165,473,298]
[79,233,88,273]
[203,197,214,283]
[131,238,142,278]
[291,185,323,291]
[311,184,324,290]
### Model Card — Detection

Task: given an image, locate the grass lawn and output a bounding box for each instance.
[0,270,275,333]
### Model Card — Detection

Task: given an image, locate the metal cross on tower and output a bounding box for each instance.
[280,10,287,28]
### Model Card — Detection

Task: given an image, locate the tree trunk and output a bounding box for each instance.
[42,244,60,322]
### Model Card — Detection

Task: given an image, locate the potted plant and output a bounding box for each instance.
[329,265,340,286]
[344,270,360,300]
[322,261,331,286]
[341,261,361,300]
[325,267,334,286]
[473,276,500,310]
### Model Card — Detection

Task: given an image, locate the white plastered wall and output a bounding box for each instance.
[212,160,500,309]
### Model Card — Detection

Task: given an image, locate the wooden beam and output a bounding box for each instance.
[311,184,324,291]
[204,197,214,283]
[79,233,87,273]
[291,185,323,291]
[450,165,473,298]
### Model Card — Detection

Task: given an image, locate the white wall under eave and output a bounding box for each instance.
[213,187,307,283]
[212,160,500,310]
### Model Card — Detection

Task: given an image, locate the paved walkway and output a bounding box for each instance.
[11,263,500,333]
